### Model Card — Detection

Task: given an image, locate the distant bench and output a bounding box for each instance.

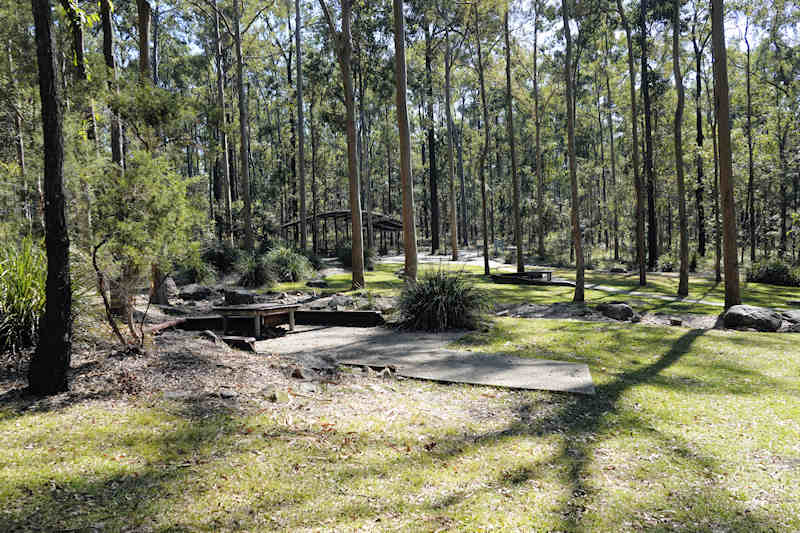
[212,303,300,338]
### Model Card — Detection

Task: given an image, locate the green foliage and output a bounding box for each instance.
[657,256,676,273]
[299,249,324,271]
[201,240,241,275]
[747,258,800,287]
[397,270,490,332]
[336,241,376,271]
[0,239,45,350]
[92,151,202,280]
[689,252,698,273]
[237,255,277,288]
[265,247,315,282]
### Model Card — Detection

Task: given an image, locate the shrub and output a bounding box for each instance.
[265,247,315,282]
[299,249,324,271]
[237,255,276,288]
[658,256,676,273]
[747,258,800,287]
[0,239,46,350]
[336,241,376,271]
[201,240,240,275]
[397,270,490,332]
[689,252,698,273]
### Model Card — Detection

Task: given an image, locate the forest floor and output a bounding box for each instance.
[1,258,799,531]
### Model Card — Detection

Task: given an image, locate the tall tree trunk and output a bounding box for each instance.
[151,1,160,85]
[673,0,689,296]
[444,31,458,261]
[458,106,468,247]
[100,0,123,170]
[319,0,365,288]
[234,0,254,252]
[424,22,440,254]
[603,28,619,261]
[641,0,657,269]
[745,25,755,262]
[295,0,307,249]
[311,95,319,253]
[393,0,417,280]
[505,9,523,273]
[532,4,545,258]
[617,0,646,285]
[213,0,233,245]
[563,0,584,301]
[710,0,740,306]
[29,0,71,395]
[474,3,490,275]
[691,16,707,258]
[136,0,152,81]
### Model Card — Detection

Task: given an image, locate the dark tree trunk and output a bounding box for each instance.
[641,0,657,269]
[505,10,522,273]
[234,0,253,251]
[474,4,490,275]
[29,0,72,395]
[692,22,707,258]
[136,0,152,81]
[296,0,307,250]
[424,22,440,254]
[100,0,123,169]
[673,0,689,296]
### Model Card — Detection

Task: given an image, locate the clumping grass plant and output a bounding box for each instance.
[265,247,315,282]
[0,238,46,350]
[397,270,490,332]
[237,255,277,288]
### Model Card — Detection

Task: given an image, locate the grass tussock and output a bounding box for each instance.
[397,270,490,332]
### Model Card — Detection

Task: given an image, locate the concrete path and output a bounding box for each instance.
[257,326,595,395]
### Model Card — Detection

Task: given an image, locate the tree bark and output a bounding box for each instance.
[234,0,254,252]
[641,0,657,269]
[444,31,458,261]
[692,12,707,257]
[212,0,233,245]
[392,0,417,281]
[29,0,72,395]
[136,0,152,82]
[295,0,307,250]
[319,0,365,288]
[424,21,440,254]
[100,0,123,170]
[617,0,646,285]
[603,28,619,261]
[745,26,755,262]
[563,0,584,301]
[505,9,523,273]
[673,0,689,296]
[710,0,740,307]
[474,3,490,276]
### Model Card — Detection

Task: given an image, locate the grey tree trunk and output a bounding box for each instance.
[392,0,417,281]
[710,0,740,307]
[673,0,689,296]
[533,2,545,258]
[505,10,523,273]
[234,0,254,252]
[424,22,440,254]
[474,4,490,276]
[29,0,72,395]
[445,31,458,262]
[136,0,152,81]
[563,0,584,301]
[617,0,646,286]
[745,26,755,262]
[295,0,307,249]
[212,1,233,245]
[641,0,657,269]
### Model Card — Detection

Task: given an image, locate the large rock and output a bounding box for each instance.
[328,294,354,309]
[596,302,637,321]
[224,288,255,305]
[178,284,213,301]
[781,310,800,324]
[307,279,329,288]
[164,276,179,297]
[723,305,782,332]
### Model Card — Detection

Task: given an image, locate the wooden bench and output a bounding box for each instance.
[212,304,300,338]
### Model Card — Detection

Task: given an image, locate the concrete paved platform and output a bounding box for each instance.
[257,326,595,395]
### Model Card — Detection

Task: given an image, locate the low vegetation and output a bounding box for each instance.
[397,270,490,331]
[747,258,800,287]
[0,239,45,350]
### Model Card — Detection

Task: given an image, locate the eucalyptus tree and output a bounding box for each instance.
[29,0,71,395]
[318,0,366,289]
[673,0,688,296]
[504,5,522,273]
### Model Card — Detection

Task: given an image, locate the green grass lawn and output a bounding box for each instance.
[310,262,800,315]
[3,261,800,531]
[2,319,799,531]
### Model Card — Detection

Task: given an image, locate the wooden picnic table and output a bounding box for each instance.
[529,270,553,281]
[212,303,300,338]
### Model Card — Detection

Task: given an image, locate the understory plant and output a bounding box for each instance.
[747,258,800,287]
[397,270,490,332]
[265,247,315,282]
[0,238,46,350]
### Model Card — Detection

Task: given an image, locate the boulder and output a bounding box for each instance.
[610,267,627,273]
[307,279,328,288]
[781,310,800,324]
[596,302,637,321]
[178,284,213,301]
[328,294,354,309]
[307,296,333,310]
[224,288,256,305]
[164,276,179,297]
[723,305,782,332]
